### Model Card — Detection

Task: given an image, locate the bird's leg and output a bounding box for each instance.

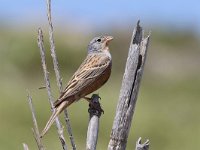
[83,96,91,103]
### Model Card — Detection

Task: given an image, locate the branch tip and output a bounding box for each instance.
[137,20,140,26]
[132,21,143,44]
[108,21,150,150]
[23,143,29,150]
[136,137,150,150]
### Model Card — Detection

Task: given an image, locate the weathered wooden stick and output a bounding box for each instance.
[86,94,103,150]
[23,143,30,150]
[37,28,67,150]
[46,0,76,149]
[27,91,45,150]
[135,137,149,150]
[108,21,150,150]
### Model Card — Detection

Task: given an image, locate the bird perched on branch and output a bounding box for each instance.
[40,36,113,137]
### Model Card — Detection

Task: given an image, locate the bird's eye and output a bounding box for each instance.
[97,38,101,42]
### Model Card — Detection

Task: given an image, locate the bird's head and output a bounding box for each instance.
[87,36,113,53]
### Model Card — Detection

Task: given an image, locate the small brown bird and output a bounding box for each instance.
[40,36,113,137]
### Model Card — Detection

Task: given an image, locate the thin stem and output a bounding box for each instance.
[46,0,63,92]
[27,91,45,150]
[46,0,76,149]
[37,28,67,150]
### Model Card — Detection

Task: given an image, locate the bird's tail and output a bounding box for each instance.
[40,102,67,138]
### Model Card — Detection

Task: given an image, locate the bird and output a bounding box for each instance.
[40,35,113,137]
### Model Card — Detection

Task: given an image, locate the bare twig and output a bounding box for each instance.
[46,0,62,91]
[27,91,45,150]
[64,113,76,150]
[108,21,150,150]
[135,137,149,150]
[23,143,30,150]
[46,0,76,149]
[37,28,67,150]
[86,94,103,150]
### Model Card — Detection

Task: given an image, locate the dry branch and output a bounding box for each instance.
[37,28,67,150]
[135,137,149,150]
[27,91,45,150]
[46,0,62,91]
[86,94,103,150]
[108,21,150,150]
[23,143,30,150]
[46,0,76,149]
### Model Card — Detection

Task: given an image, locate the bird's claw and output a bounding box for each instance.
[88,94,104,117]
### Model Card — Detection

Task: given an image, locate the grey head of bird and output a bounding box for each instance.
[87,36,113,54]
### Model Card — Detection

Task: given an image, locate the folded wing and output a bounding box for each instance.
[54,53,111,107]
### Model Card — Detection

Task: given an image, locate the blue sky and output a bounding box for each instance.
[0,0,200,32]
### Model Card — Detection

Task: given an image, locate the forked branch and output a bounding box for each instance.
[135,137,149,150]
[108,21,150,150]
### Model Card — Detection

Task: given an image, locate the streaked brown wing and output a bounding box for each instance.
[54,53,111,105]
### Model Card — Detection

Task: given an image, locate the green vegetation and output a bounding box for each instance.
[0,26,200,150]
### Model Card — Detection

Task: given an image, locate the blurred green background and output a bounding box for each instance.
[0,1,200,150]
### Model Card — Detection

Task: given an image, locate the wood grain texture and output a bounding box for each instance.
[108,21,150,150]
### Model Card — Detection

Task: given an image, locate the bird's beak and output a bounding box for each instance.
[105,36,113,45]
